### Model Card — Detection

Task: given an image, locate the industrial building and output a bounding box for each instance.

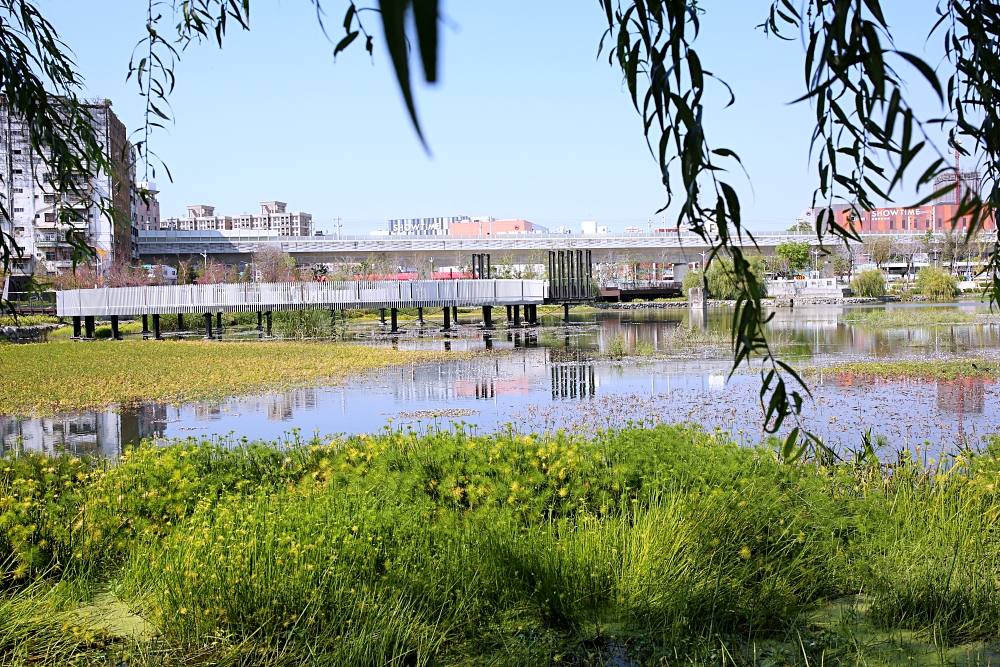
[0,98,138,274]
[153,201,313,236]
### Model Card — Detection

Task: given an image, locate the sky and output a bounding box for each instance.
[40,1,951,235]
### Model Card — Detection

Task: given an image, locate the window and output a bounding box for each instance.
[937,217,942,228]
[44,213,56,222]
[12,150,20,154]
[12,188,22,193]
[43,194,55,203]
[13,208,23,213]
[45,252,55,261]
[13,169,22,175]
[889,219,894,229]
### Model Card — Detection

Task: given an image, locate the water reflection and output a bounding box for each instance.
[550,364,597,399]
[5,303,1000,457]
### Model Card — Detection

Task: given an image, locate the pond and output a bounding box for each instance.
[5,301,1000,457]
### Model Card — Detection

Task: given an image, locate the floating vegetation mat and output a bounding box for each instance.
[0,340,473,416]
[395,408,481,419]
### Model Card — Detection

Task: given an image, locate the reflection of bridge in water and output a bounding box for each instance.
[551,364,597,400]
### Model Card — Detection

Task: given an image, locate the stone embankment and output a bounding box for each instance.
[593,296,901,309]
[0,323,62,343]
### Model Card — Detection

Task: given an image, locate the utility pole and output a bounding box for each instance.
[335,216,343,239]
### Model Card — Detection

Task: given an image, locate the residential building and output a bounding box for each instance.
[156,201,313,236]
[136,181,161,231]
[0,98,137,274]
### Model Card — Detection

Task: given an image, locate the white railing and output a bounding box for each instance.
[55,279,546,317]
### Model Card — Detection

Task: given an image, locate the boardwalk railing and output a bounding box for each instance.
[55,279,547,317]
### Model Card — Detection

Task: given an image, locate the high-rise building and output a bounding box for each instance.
[137,181,161,231]
[0,98,137,274]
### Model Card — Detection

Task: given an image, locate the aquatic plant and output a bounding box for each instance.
[3,425,1000,664]
[842,309,982,328]
[0,341,468,416]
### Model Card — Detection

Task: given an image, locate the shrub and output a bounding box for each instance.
[914,266,959,299]
[850,269,886,298]
[681,269,704,297]
[705,256,767,300]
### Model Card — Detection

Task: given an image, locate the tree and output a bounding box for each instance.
[787,219,813,233]
[9,0,1000,443]
[851,270,887,298]
[915,266,959,299]
[895,236,924,285]
[253,246,297,282]
[774,241,811,276]
[706,255,766,299]
[863,236,896,271]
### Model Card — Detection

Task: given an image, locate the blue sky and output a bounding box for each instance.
[43,1,948,235]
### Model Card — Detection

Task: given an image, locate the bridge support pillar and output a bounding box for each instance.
[379,308,386,326]
[84,316,95,339]
[563,303,570,324]
[216,312,222,339]
[526,305,537,324]
[72,316,81,338]
[257,311,263,338]
[110,315,119,340]
[152,314,161,340]
[513,305,521,327]
[204,313,213,339]
[266,311,272,337]
[177,314,184,332]
[141,315,149,339]
[452,306,459,325]
[442,306,451,330]
[506,305,512,322]
[417,307,424,325]
[482,305,493,329]
[390,308,399,333]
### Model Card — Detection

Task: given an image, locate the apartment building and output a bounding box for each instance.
[0,98,137,274]
[137,181,161,231]
[156,201,312,236]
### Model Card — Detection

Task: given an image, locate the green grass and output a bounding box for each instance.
[827,357,1000,381]
[0,340,471,416]
[841,309,996,328]
[3,426,1000,665]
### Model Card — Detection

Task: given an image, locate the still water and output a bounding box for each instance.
[5,302,1000,457]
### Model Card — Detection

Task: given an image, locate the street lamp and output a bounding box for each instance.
[429,256,434,280]
[811,249,820,277]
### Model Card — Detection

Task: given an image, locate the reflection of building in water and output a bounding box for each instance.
[0,404,166,457]
[551,364,596,400]
[937,379,985,415]
[214,389,318,422]
[386,350,547,403]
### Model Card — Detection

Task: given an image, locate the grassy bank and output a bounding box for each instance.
[827,357,1000,381]
[3,426,1000,665]
[0,341,466,416]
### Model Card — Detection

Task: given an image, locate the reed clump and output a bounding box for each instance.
[3,426,1000,665]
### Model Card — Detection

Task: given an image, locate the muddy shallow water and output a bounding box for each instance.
[5,302,1000,457]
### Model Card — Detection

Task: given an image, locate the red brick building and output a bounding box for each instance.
[800,203,995,234]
